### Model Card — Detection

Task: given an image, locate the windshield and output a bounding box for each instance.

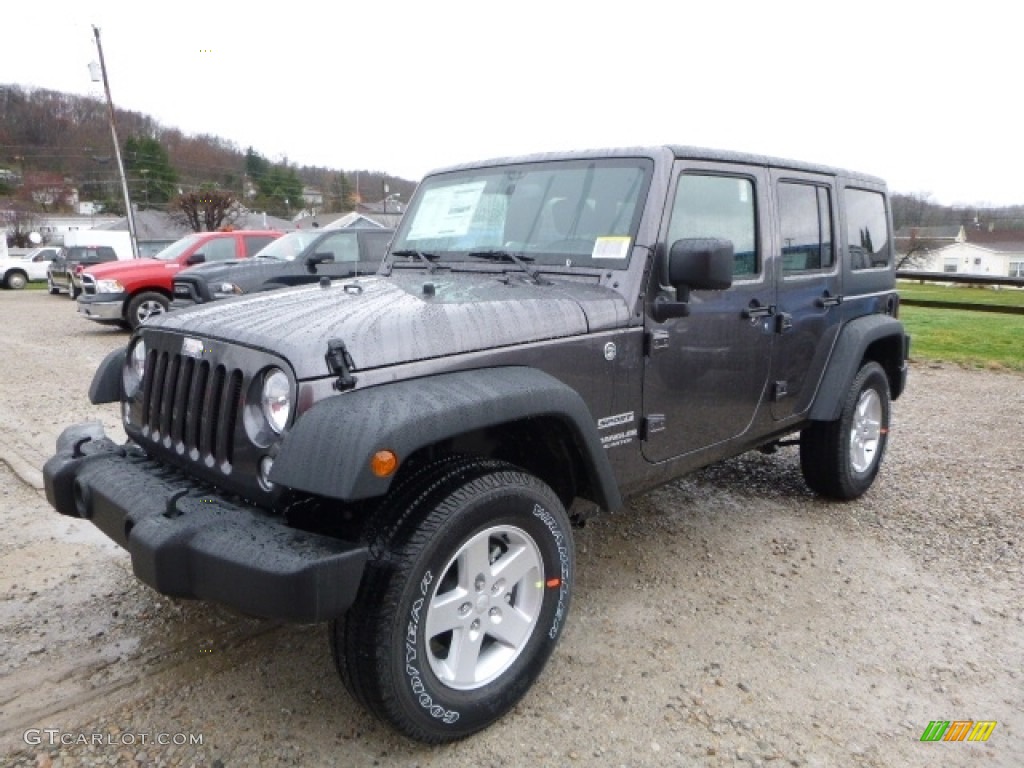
[255,231,327,262]
[391,158,652,269]
[153,234,205,261]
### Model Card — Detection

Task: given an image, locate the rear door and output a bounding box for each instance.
[769,170,843,420]
[642,162,775,463]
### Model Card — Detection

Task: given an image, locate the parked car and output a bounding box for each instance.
[170,228,392,310]
[48,244,126,298]
[1,246,60,289]
[77,230,283,330]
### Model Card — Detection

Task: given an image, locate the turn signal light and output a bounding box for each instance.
[371,450,398,478]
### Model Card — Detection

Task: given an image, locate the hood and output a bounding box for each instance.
[177,259,247,279]
[177,257,308,292]
[177,256,376,293]
[152,271,629,379]
[86,258,173,277]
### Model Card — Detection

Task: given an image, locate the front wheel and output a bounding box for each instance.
[332,458,574,743]
[6,271,27,290]
[127,291,169,329]
[800,361,891,500]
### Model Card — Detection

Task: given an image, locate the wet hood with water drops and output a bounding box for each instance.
[149,271,630,379]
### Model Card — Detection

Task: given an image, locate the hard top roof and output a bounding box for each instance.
[429,145,885,186]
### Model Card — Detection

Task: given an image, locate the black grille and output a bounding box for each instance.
[140,349,243,467]
[81,274,97,296]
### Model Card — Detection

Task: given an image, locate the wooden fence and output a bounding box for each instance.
[896,271,1024,316]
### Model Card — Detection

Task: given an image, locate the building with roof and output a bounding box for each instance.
[904,225,1024,277]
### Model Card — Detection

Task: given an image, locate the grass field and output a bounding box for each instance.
[898,280,1024,308]
[898,283,1024,371]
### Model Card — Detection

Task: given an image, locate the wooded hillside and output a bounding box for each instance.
[0,84,417,217]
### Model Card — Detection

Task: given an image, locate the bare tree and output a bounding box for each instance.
[895,228,945,270]
[171,188,240,232]
[1,204,43,246]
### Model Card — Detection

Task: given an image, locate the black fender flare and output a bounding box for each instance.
[270,366,623,510]
[89,346,127,404]
[809,315,907,422]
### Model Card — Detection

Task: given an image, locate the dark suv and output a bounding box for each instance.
[170,227,393,309]
[47,245,120,298]
[44,146,909,744]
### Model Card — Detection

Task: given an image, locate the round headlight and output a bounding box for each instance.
[261,368,291,434]
[123,339,146,397]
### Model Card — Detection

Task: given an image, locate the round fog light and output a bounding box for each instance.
[259,456,275,491]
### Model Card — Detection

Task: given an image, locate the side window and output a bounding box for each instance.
[98,247,117,262]
[778,182,833,273]
[361,232,391,262]
[669,174,758,278]
[321,233,359,262]
[244,235,275,256]
[201,237,238,262]
[845,188,890,270]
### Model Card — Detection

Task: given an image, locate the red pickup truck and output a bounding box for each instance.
[77,230,283,329]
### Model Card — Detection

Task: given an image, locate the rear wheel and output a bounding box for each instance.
[800,361,891,500]
[127,291,169,329]
[5,271,27,290]
[331,457,573,743]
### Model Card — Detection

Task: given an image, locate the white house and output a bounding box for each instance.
[901,226,1024,278]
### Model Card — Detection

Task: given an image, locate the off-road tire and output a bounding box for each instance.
[800,361,891,500]
[331,456,574,743]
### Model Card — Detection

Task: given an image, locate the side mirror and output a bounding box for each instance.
[186,252,206,265]
[652,238,735,322]
[305,252,335,274]
[667,237,734,291]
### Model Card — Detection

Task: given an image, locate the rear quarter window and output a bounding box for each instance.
[244,235,276,256]
[844,188,890,270]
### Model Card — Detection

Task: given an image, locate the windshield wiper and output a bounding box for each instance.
[390,249,439,273]
[468,249,548,285]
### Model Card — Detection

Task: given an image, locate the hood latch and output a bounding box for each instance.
[325,338,357,391]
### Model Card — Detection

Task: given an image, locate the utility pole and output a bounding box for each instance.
[91,26,139,258]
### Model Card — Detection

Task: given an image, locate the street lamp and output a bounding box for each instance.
[89,26,139,258]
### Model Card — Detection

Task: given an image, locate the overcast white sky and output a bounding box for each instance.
[3,1,1020,206]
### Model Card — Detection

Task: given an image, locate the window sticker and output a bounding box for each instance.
[591,236,631,260]
[407,181,487,240]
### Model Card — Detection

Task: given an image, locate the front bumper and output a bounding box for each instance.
[77,294,126,321]
[43,423,368,622]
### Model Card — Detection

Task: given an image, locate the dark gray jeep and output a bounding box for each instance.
[43,146,909,743]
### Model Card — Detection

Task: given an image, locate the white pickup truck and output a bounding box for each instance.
[1,246,61,289]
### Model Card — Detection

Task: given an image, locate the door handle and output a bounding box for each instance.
[816,291,843,308]
[742,300,776,320]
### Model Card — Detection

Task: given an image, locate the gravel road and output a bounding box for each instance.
[1,290,1021,767]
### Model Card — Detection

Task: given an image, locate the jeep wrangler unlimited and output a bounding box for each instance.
[43,146,909,743]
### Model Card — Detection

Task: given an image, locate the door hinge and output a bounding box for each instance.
[645,330,670,355]
[641,414,666,439]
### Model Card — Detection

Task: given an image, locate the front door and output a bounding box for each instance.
[642,163,775,463]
